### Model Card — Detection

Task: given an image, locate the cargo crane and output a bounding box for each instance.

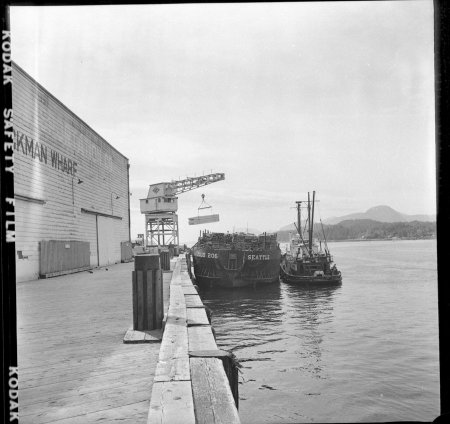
[140,172,225,249]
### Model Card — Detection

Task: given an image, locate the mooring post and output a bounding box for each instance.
[132,254,163,331]
[160,249,171,271]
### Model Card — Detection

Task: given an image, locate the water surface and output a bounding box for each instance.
[200,239,439,423]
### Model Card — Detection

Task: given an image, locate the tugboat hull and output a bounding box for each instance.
[280,263,342,285]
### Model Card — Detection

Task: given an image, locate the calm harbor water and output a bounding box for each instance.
[199,239,440,423]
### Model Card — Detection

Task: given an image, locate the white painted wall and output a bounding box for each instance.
[12,63,130,282]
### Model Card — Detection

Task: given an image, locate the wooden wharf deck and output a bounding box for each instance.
[17,261,172,424]
[148,257,240,424]
[17,256,239,423]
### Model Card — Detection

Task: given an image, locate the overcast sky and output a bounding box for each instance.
[10,1,436,244]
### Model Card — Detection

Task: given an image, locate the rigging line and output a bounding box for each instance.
[317,202,330,254]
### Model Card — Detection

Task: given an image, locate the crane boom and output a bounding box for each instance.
[169,173,225,195]
[144,172,225,199]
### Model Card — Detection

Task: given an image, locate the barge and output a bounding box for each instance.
[191,231,281,288]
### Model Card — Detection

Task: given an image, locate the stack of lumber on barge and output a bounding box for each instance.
[148,257,240,424]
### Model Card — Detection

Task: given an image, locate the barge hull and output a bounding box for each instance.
[192,249,280,289]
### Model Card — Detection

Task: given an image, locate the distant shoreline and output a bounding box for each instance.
[327,237,436,243]
[278,237,436,244]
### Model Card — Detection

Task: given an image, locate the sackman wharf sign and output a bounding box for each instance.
[13,129,78,176]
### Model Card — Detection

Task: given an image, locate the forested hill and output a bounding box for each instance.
[277,219,436,242]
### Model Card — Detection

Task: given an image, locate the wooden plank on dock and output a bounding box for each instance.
[180,274,193,284]
[182,285,198,295]
[167,306,187,323]
[184,294,205,308]
[148,381,196,424]
[186,308,209,326]
[169,285,186,308]
[156,312,190,382]
[188,326,217,352]
[154,356,190,382]
[190,358,240,424]
[123,328,162,344]
[159,323,189,361]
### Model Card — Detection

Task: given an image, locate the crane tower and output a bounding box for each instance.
[140,172,225,248]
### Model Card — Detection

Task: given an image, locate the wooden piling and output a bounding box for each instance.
[132,254,163,331]
[160,249,171,271]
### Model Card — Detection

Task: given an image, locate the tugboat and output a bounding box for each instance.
[280,191,342,285]
[191,231,281,288]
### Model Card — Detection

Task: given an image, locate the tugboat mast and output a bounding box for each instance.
[296,201,302,235]
[305,191,316,255]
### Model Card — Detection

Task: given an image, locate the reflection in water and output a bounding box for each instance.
[200,283,285,353]
[279,283,341,380]
[200,281,340,374]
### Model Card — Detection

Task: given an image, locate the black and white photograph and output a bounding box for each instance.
[1,1,442,423]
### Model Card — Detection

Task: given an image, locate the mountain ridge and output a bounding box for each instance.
[279,205,435,231]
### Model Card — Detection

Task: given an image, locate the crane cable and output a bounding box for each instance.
[197,194,213,216]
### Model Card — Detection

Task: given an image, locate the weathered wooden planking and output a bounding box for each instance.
[34,401,150,424]
[20,382,148,416]
[154,356,190,382]
[190,358,240,424]
[159,323,188,361]
[148,381,196,424]
[20,388,151,424]
[17,261,160,423]
[189,349,240,409]
[180,274,193,283]
[186,308,209,326]
[184,294,205,308]
[188,326,217,352]
[170,261,183,284]
[123,328,162,344]
[137,270,145,330]
[169,284,186,308]
[167,306,187,323]
[19,373,151,407]
[156,312,190,382]
[182,285,198,295]
[20,355,153,389]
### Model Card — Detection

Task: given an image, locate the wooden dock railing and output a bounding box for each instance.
[148,257,240,424]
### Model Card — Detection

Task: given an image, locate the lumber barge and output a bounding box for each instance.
[148,256,240,424]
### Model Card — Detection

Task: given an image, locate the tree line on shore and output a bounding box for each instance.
[277,219,436,242]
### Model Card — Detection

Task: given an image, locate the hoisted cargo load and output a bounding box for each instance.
[188,214,220,225]
[189,194,220,225]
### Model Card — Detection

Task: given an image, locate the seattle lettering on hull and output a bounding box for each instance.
[248,254,270,260]
[13,129,78,176]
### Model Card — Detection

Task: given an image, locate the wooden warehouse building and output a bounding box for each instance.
[12,62,131,282]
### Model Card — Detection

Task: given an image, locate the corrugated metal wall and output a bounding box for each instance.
[12,62,130,282]
[39,240,90,277]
